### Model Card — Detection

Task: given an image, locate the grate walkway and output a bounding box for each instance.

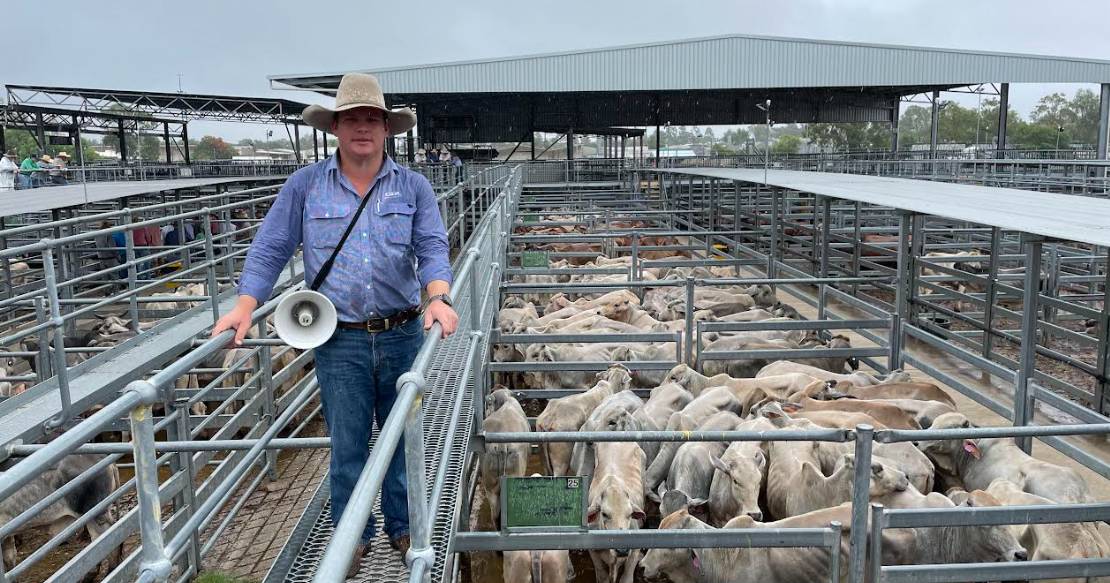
[268,323,479,583]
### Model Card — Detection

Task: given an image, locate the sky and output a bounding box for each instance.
[3,0,1109,143]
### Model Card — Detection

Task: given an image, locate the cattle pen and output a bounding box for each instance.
[2,158,1110,583]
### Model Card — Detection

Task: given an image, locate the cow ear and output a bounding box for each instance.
[753,450,766,470]
[587,504,600,523]
[871,462,885,476]
[631,506,646,522]
[690,549,702,572]
[542,346,556,362]
[963,440,982,459]
[709,454,730,474]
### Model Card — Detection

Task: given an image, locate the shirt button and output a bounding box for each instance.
[364,258,368,263]
[366,284,372,290]
[325,212,330,217]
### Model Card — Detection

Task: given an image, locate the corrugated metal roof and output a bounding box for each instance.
[270,34,1110,94]
[660,168,1110,247]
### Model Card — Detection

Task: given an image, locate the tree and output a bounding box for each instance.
[772,134,801,154]
[193,136,237,160]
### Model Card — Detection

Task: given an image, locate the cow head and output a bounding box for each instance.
[544,293,571,314]
[709,450,766,523]
[956,490,1029,562]
[484,388,518,417]
[501,296,528,310]
[664,364,694,388]
[491,343,524,363]
[836,454,909,495]
[597,295,634,321]
[641,509,712,583]
[596,363,632,391]
[915,412,979,474]
[588,475,646,557]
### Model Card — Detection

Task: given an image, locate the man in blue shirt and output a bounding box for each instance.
[212,73,458,576]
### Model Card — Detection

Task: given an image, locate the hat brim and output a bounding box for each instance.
[302,102,416,136]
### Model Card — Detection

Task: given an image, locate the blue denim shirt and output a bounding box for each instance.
[238,155,452,322]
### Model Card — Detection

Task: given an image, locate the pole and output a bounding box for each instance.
[996,83,1010,159]
[929,91,940,159]
[1098,83,1110,160]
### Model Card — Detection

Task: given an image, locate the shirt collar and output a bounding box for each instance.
[325,152,399,181]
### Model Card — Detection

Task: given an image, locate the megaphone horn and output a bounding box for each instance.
[274,290,338,350]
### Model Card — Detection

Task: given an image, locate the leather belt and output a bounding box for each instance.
[338,307,420,333]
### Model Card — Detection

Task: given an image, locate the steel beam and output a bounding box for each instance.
[996,83,1010,157]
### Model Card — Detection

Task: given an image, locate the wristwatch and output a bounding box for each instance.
[422,293,453,311]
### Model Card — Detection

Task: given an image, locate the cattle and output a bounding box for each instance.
[568,390,644,478]
[479,389,530,526]
[0,454,123,583]
[535,364,631,476]
[664,364,819,408]
[8,261,30,289]
[630,382,693,465]
[642,494,1026,583]
[643,387,742,492]
[919,412,1092,504]
[587,441,646,583]
[502,550,574,583]
[702,335,856,379]
[652,411,744,517]
[985,478,1110,578]
[782,397,922,430]
[757,360,912,387]
[707,416,774,526]
[793,379,957,409]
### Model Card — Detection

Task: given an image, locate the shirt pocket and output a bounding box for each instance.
[305,202,354,250]
[376,200,416,245]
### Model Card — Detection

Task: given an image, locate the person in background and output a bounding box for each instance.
[21,153,44,188]
[37,154,55,185]
[450,151,463,183]
[413,148,426,164]
[0,150,18,191]
[50,152,70,185]
[427,148,440,163]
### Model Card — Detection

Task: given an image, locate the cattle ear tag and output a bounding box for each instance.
[963,440,982,459]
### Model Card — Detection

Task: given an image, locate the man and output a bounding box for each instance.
[20,153,43,188]
[0,150,18,191]
[51,152,70,185]
[212,73,458,577]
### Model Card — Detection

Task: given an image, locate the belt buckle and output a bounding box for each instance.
[366,319,386,333]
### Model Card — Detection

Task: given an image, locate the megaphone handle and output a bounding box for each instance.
[310,182,382,292]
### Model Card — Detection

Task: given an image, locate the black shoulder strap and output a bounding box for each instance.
[309,181,380,291]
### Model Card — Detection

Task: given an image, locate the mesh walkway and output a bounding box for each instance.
[268,312,480,583]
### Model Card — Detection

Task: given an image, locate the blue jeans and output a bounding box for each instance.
[314,315,424,543]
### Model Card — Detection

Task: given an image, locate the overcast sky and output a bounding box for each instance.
[4,0,1108,142]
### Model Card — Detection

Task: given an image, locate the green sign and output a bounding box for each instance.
[521,251,549,268]
[501,476,588,532]
[522,213,539,224]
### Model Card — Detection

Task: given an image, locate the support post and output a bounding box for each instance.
[996,83,1010,158]
[655,124,661,165]
[1014,235,1043,453]
[293,124,301,163]
[117,119,128,164]
[406,130,415,164]
[891,211,914,370]
[848,424,875,583]
[684,276,695,366]
[313,130,320,162]
[1098,83,1110,160]
[567,129,574,160]
[163,123,172,163]
[818,196,831,320]
[889,98,900,154]
[182,122,191,165]
[930,90,940,159]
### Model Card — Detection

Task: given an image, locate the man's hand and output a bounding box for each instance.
[423,299,458,338]
[211,295,258,346]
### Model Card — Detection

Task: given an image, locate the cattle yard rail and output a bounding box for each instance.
[6,160,1110,583]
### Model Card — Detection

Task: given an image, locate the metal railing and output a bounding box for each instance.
[0,164,504,583]
[311,167,521,581]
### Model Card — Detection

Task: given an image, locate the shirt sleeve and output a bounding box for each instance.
[237,170,307,302]
[410,175,453,287]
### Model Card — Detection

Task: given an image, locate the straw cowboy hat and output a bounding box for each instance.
[301,73,416,135]
[56,151,70,159]
[40,154,52,163]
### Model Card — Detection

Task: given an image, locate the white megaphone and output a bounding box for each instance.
[274,290,338,349]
